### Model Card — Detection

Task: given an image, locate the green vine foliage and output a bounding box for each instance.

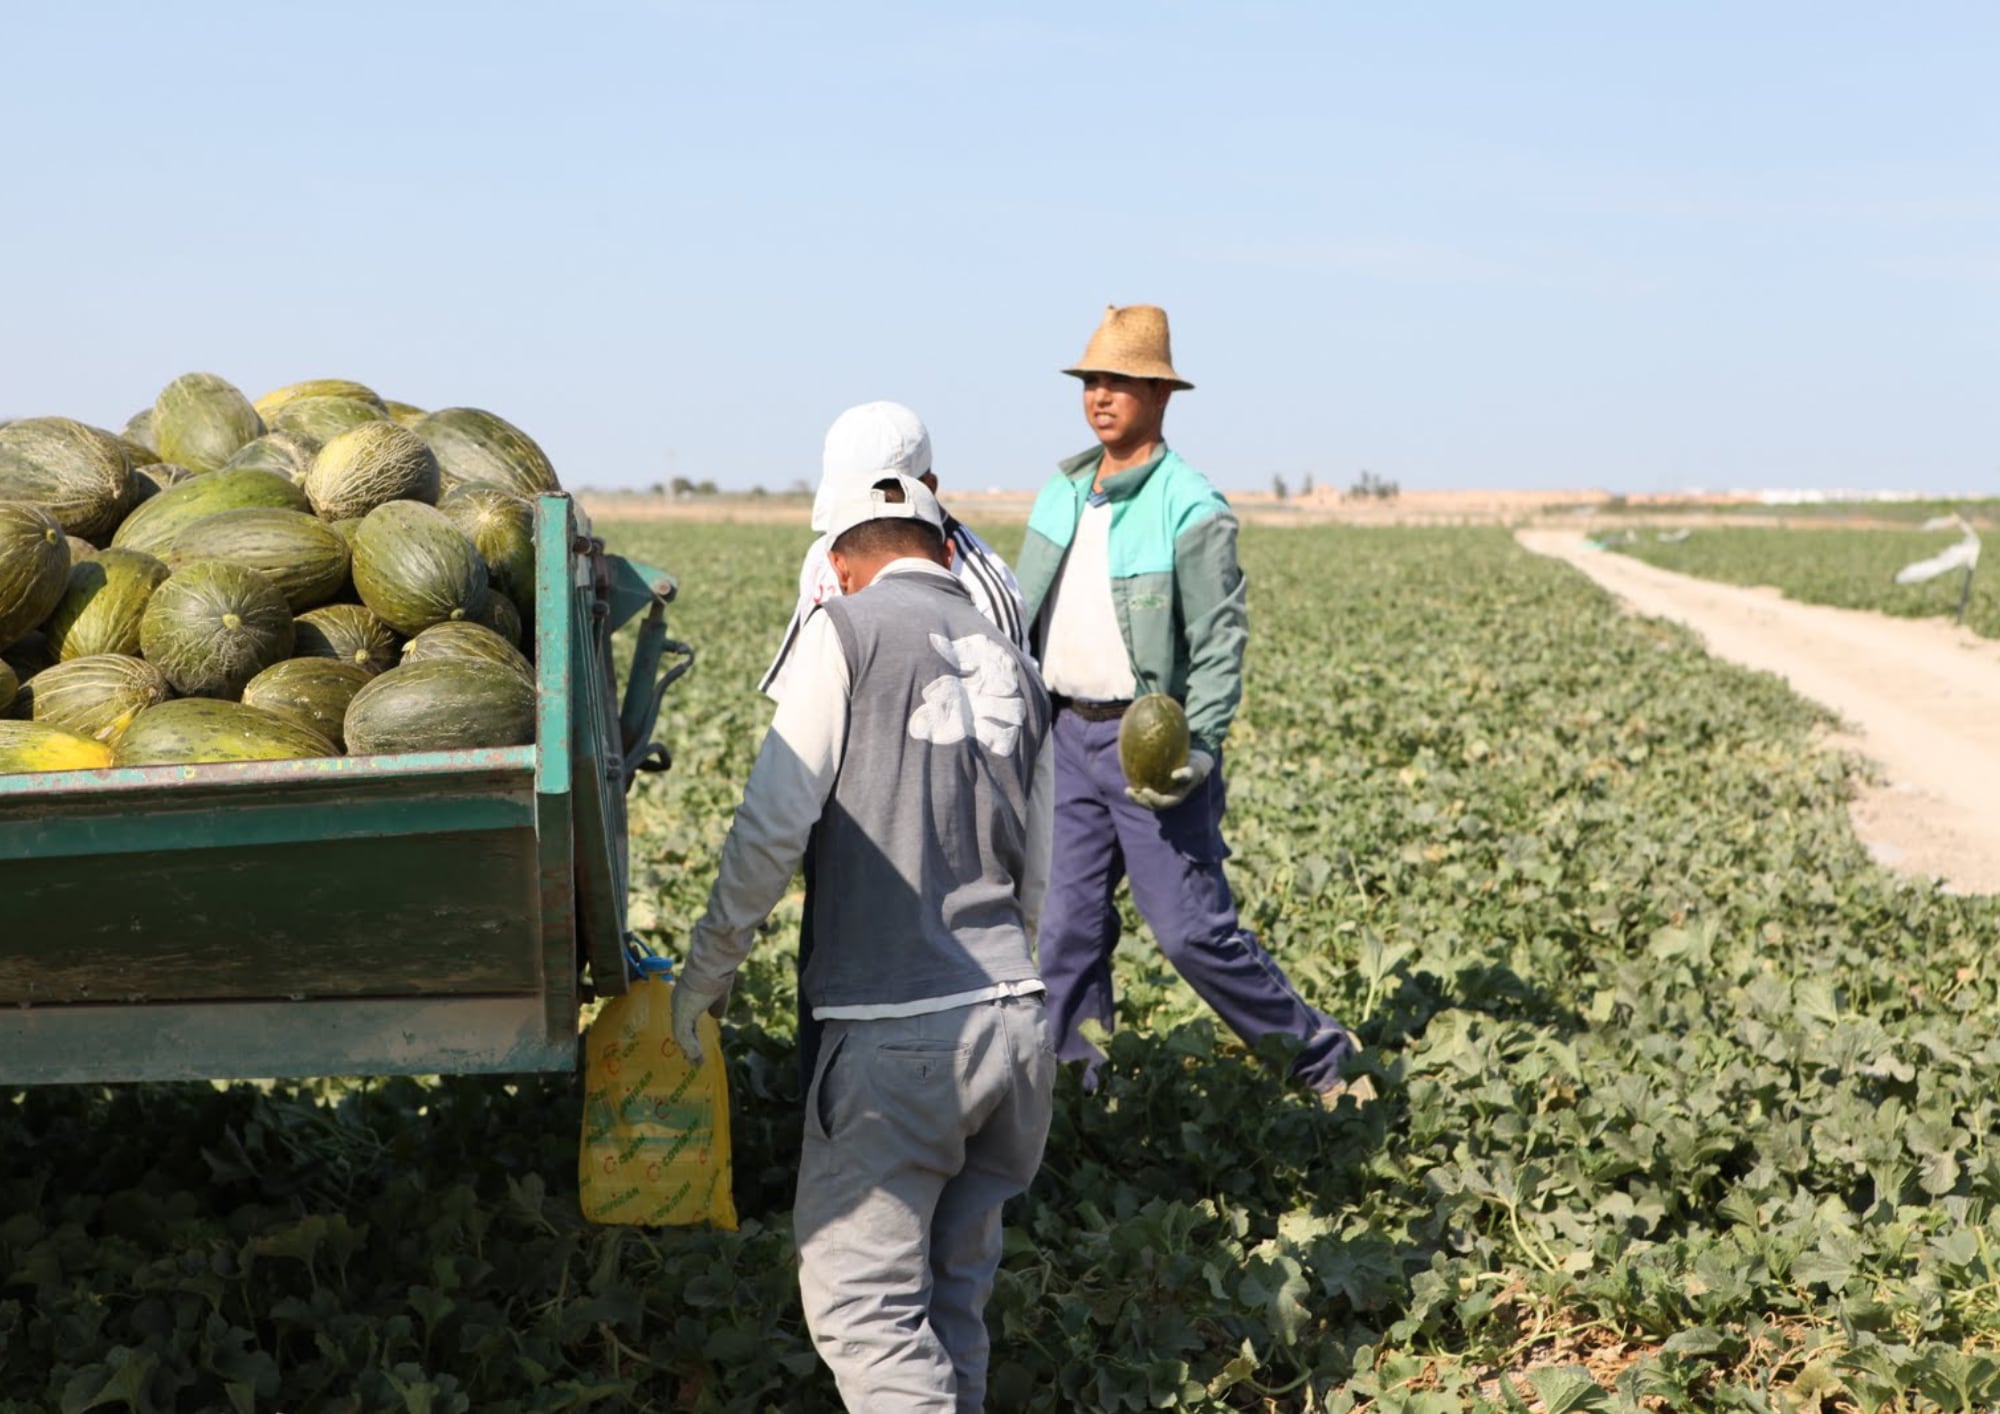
[1618,524,1998,636]
[6,525,2000,1412]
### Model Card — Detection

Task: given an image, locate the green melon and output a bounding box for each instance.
[1117,693,1192,795]
[112,697,335,767]
[478,588,524,647]
[65,535,98,563]
[219,432,319,481]
[111,466,311,559]
[413,407,560,496]
[0,660,12,714]
[44,547,171,660]
[401,620,533,684]
[0,719,113,774]
[330,517,364,549]
[153,372,266,474]
[344,658,536,755]
[269,395,386,448]
[439,483,536,621]
[15,654,170,742]
[139,559,295,699]
[350,500,488,636]
[293,603,400,675]
[253,379,386,419]
[122,408,157,454]
[242,657,372,750]
[0,503,72,649]
[383,400,427,428]
[0,417,134,540]
[168,508,350,611]
[305,423,440,521]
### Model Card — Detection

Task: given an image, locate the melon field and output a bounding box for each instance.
[7,522,2000,1412]
[1613,525,2000,639]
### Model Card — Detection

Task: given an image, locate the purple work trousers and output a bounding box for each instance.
[1038,707,1356,1093]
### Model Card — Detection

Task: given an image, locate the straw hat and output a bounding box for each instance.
[1063,304,1194,391]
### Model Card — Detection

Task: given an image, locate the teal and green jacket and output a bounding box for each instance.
[1015,445,1247,754]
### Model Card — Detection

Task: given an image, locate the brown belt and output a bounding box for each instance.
[1051,694,1132,722]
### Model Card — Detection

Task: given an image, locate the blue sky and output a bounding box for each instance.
[2,3,1994,495]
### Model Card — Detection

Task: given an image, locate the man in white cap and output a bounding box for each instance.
[1012,304,1369,1108]
[673,473,1056,1412]
[759,401,1026,703]
[759,401,1033,1097]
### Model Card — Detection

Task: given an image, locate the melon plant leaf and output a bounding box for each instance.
[1525,1365,1609,1413]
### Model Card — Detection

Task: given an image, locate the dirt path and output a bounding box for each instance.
[1517,530,2000,895]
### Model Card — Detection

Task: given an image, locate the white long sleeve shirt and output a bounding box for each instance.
[686,559,1053,1019]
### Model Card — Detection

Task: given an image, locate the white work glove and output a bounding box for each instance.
[669,976,733,1068]
[1127,748,1214,813]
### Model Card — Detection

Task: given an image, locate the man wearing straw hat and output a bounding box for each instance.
[1012,304,1370,1108]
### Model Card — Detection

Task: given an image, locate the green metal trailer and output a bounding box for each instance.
[0,495,689,1085]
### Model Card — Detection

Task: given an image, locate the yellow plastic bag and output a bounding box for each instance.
[579,977,738,1229]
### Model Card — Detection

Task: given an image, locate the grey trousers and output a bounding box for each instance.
[793,994,1056,1413]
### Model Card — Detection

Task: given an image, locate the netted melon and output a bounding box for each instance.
[402,620,533,684]
[1117,693,1191,795]
[45,547,170,660]
[112,697,335,767]
[345,659,536,755]
[413,407,559,496]
[112,467,311,559]
[269,396,385,449]
[253,379,386,419]
[220,432,319,481]
[168,508,350,611]
[439,484,536,621]
[122,408,157,454]
[15,654,170,742]
[139,559,295,699]
[153,372,265,473]
[0,719,113,774]
[350,500,487,635]
[305,423,440,520]
[293,603,399,676]
[242,657,372,750]
[0,504,72,649]
[383,400,427,428]
[0,418,134,540]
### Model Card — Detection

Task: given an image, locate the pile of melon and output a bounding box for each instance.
[0,373,556,775]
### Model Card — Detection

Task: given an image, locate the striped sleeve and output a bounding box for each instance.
[947,519,1028,649]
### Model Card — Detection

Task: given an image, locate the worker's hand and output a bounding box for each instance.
[1127,748,1214,812]
[669,976,733,1068]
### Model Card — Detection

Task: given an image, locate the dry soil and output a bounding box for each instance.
[1519,530,2000,896]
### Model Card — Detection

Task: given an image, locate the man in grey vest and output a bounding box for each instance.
[672,474,1057,1413]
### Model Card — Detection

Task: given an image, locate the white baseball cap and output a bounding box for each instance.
[825,473,945,545]
[811,401,934,533]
